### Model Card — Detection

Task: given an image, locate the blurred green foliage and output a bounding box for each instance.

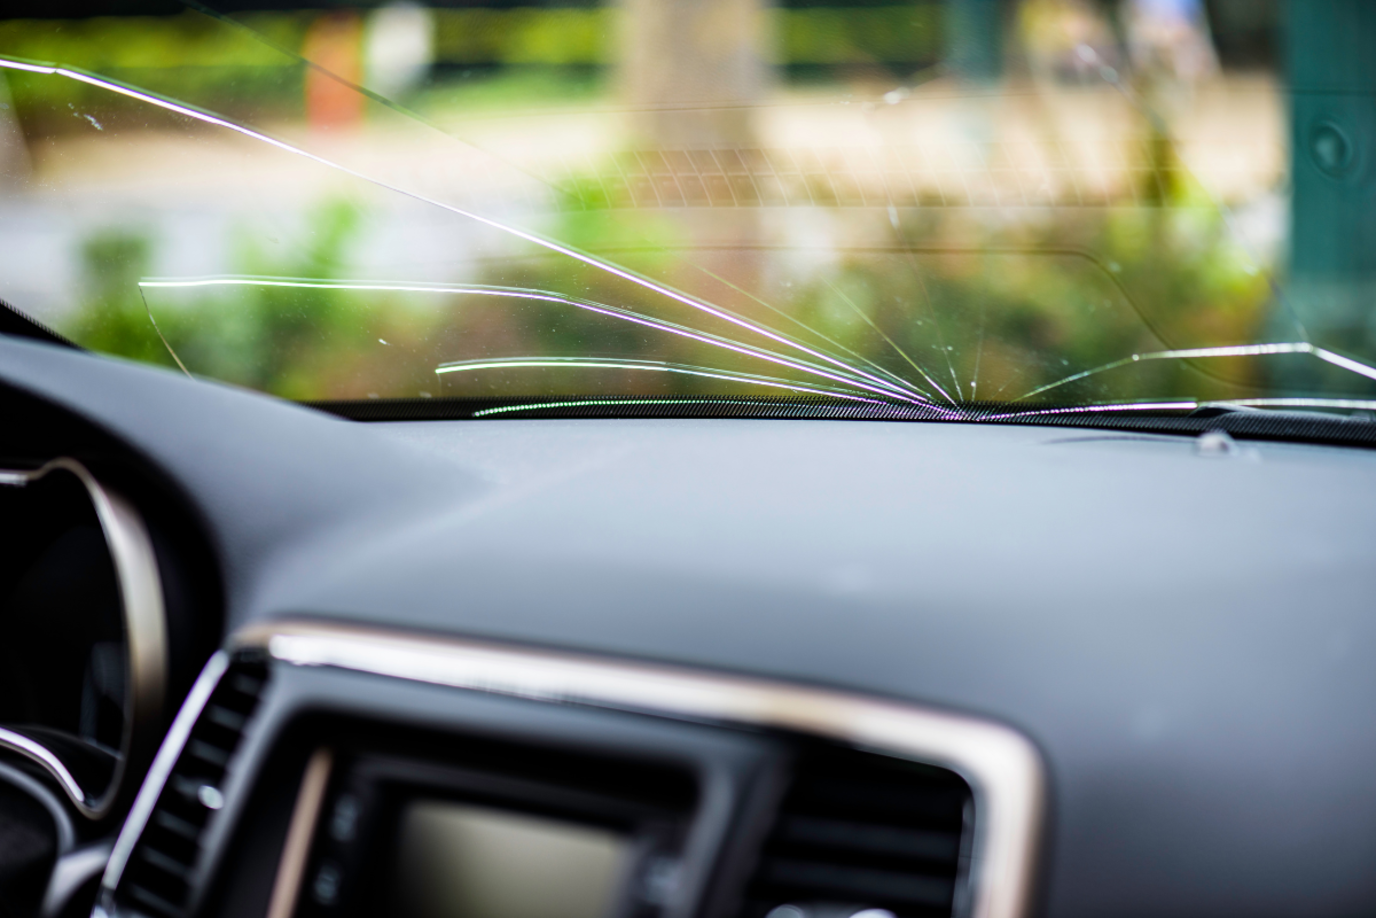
[469,169,1271,404]
[167,199,374,397]
[429,5,944,68]
[63,199,447,400]
[0,13,309,132]
[22,3,1275,405]
[432,8,612,66]
[410,67,604,117]
[0,4,950,137]
[778,6,942,65]
[0,13,302,70]
[61,190,1271,404]
[67,230,174,369]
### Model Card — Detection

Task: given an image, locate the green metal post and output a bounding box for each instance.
[1285,0,1376,373]
[948,0,1004,82]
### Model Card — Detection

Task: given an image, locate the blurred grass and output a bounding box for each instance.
[409,67,605,117]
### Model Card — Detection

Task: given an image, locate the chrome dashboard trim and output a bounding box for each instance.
[0,727,88,806]
[101,651,229,896]
[266,747,334,918]
[0,457,167,819]
[234,620,1046,918]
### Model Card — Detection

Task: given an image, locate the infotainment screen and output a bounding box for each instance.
[389,801,631,918]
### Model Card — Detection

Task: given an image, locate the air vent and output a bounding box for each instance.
[115,656,269,918]
[740,746,972,918]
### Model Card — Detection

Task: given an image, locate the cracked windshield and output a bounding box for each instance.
[2,0,1375,419]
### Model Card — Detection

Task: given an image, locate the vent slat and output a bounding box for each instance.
[127,882,185,918]
[205,705,248,731]
[764,859,954,908]
[229,673,264,696]
[739,747,971,918]
[777,816,961,862]
[154,809,203,842]
[169,775,209,804]
[152,809,201,841]
[113,658,269,918]
[187,739,232,768]
[139,846,195,880]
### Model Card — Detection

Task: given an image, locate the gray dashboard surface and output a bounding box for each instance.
[4,336,1376,918]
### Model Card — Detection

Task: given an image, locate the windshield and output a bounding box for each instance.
[2,0,1374,421]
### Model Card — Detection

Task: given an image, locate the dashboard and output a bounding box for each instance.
[2,333,1376,918]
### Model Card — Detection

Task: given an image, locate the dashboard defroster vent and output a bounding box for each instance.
[741,746,973,918]
[114,657,268,918]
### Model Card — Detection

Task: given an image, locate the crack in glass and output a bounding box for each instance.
[4,1,1375,423]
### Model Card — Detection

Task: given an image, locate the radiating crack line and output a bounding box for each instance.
[0,58,915,403]
[520,246,926,400]
[821,278,956,404]
[1073,42,1312,342]
[874,180,964,402]
[179,0,555,193]
[970,299,989,401]
[139,276,917,402]
[853,140,964,402]
[138,287,192,379]
[473,398,784,418]
[434,357,885,402]
[487,395,1376,421]
[987,395,1376,421]
[990,359,1033,400]
[1013,342,1376,403]
[864,137,949,400]
[982,400,1199,420]
[702,241,1252,387]
[674,259,932,401]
